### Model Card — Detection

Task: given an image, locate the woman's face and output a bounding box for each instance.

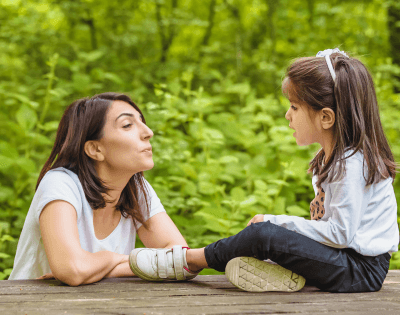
[97,100,154,174]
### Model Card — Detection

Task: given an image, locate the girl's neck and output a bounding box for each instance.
[320,130,334,164]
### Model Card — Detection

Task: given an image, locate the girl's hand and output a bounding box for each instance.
[36,273,56,280]
[247,214,265,226]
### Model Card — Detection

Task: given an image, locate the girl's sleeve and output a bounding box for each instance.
[263,157,367,248]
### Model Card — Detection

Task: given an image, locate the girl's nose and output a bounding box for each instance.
[285,108,291,121]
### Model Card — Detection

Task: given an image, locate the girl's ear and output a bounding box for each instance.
[84,141,105,162]
[320,108,335,130]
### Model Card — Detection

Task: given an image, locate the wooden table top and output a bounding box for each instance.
[1,271,400,315]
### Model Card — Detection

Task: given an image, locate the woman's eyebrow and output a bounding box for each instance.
[115,113,134,122]
[114,112,144,124]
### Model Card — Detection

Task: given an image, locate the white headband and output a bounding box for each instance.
[316,48,349,81]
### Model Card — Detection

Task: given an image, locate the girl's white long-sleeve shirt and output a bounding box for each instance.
[264,151,399,256]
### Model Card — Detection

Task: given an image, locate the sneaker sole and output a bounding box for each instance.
[225,257,306,292]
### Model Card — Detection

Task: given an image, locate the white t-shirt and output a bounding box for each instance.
[264,151,399,256]
[9,167,165,280]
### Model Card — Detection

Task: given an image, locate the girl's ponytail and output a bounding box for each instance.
[333,55,397,185]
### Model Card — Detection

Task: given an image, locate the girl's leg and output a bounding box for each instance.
[186,248,208,272]
[188,221,390,292]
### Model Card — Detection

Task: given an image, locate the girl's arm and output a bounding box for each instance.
[39,200,128,286]
[260,156,367,249]
[137,212,188,248]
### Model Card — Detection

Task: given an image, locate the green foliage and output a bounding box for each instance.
[0,0,399,278]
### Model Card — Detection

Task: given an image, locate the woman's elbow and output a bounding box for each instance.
[53,264,83,286]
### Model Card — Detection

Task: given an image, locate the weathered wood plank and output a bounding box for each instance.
[1,272,399,315]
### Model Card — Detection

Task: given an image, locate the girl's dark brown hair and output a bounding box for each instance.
[284,52,397,187]
[36,92,150,226]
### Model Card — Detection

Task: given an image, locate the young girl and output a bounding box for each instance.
[8,92,197,285]
[129,49,399,293]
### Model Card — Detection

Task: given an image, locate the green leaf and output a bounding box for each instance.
[198,181,216,195]
[38,121,59,132]
[0,142,18,159]
[231,186,246,202]
[272,197,286,215]
[27,132,53,145]
[183,181,197,196]
[0,155,14,170]
[180,164,197,179]
[0,187,14,202]
[254,179,267,191]
[0,235,15,242]
[240,196,257,207]
[15,157,36,173]
[16,105,37,131]
[254,113,274,125]
[103,72,124,84]
[286,205,309,217]
[219,156,239,164]
[225,82,251,95]
[79,50,105,62]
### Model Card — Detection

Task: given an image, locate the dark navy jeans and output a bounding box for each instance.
[204,221,390,292]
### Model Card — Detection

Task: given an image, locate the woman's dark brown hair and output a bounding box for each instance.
[284,52,397,187]
[36,92,150,226]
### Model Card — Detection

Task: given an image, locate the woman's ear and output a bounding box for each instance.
[84,141,104,162]
[320,108,335,130]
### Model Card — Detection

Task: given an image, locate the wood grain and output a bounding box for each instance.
[1,271,400,314]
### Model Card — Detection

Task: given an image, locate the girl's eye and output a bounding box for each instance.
[290,105,297,110]
[123,124,132,129]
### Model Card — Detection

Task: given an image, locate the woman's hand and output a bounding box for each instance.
[247,214,265,226]
[36,273,57,280]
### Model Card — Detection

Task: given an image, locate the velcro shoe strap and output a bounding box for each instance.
[157,249,168,279]
[172,245,185,280]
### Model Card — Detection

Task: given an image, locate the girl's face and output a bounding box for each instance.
[97,100,154,174]
[285,99,322,147]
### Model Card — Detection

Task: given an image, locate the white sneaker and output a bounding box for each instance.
[225,257,306,292]
[129,245,198,281]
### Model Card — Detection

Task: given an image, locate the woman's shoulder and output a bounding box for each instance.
[35,167,84,217]
[38,167,81,191]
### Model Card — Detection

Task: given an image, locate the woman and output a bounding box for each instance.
[8,92,196,286]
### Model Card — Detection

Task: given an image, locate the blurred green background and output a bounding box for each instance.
[1,0,400,278]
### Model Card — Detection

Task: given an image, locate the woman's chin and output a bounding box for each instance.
[143,161,155,171]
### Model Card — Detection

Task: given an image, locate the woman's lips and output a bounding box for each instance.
[142,147,152,153]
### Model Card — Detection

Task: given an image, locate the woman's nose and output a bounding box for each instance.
[141,123,154,140]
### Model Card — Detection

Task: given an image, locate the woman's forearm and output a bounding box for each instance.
[77,251,128,285]
[104,261,135,278]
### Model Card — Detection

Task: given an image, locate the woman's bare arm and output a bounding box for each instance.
[137,212,188,248]
[39,200,126,286]
[103,259,135,278]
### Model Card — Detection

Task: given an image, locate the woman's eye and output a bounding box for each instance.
[123,124,132,128]
[290,105,297,110]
